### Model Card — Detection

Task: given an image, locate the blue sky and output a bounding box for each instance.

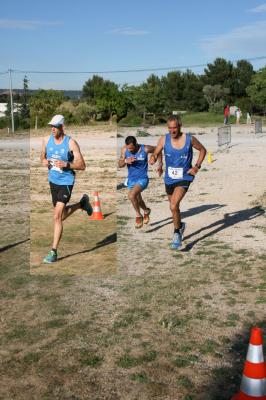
[0,0,266,90]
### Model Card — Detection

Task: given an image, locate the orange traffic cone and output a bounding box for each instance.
[232,327,266,399]
[90,191,104,220]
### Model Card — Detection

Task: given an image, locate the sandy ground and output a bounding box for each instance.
[117,125,266,274]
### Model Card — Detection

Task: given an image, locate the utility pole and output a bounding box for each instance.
[8,68,15,133]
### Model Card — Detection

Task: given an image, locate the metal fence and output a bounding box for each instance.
[218,125,231,147]
[255,119,263,135]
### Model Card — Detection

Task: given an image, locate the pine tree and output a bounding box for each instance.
[19,75,30,129]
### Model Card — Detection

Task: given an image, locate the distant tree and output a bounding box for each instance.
[128,74,165,122]
[143,74,165,119]
[203,84,230,110]
[182,70,207,111]
[75,102,97,123]
[18,75,30,129]
[161,71,185,113]
[246,67,266,113]
[30,89,65,128]
[203,58,234,101]
[82,75,105,102]
[233,60,254,99]
[113,89,130,122]
[82,75,123,123]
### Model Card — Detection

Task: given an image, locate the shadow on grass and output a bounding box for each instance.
[182,206,264,252]
[199,320,266,400]
[146,204,226,234]
[58,232,117,261]
[0,238,30,253]
[103,211,115,218]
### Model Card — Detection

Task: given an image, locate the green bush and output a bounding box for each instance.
[209,100,225,114]
[118,113,143,127]
[136,129,150,137]
[234,97,253,114]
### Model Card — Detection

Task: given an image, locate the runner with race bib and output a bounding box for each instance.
[41,114,93,264]
[149,115,206,250]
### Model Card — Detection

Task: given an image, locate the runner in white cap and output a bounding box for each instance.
[41,115,93,263]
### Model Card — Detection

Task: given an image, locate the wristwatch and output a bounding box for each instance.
[195,163,201,169]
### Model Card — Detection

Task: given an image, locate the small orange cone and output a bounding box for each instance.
[232,327,266,400]
[90,191,104,220]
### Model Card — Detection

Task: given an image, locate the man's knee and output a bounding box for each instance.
[128,191,136,201]
[170,201,180,213]
[54,209,64,222]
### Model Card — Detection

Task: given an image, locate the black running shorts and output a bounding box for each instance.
[165,180,191,195]
[49,182,73,207]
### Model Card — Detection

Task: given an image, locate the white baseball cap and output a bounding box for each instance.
[48,114,64,126]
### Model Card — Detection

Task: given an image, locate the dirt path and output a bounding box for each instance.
[117,128,266,274]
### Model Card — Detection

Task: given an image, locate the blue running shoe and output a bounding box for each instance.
[80,194,93,216]
[180,221,186,240]
[43,250,57,263]
[170,231,182,250]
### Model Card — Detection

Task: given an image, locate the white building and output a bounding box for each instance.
[0,103,19,118]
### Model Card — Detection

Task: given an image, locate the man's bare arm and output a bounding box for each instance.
[40,138,49,167]
[187,136,207,176]
[118,146,127,168]
[145,144,163,164]
[191,136,207,167]
[68,139,86,170]
[148,136,164,164]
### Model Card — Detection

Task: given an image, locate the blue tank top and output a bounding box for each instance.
[46,134,75,185]
[164,133,194,185]
[125,144,148,180]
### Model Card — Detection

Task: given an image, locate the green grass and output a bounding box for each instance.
[200,339,218,354]
[181,112,235,126]
[173,354,198,368]
[117,351,157,369]
[177,375,194,389]
[130,372,149,383]
[113,307,151,329]
[79,354,103,367]
[23,352,42,364]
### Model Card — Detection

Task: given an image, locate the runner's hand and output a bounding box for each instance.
[149,154,156,165]
[125,156,136,164]
[157,165,163,177]
[187,166,199,176]
[54,160,67,168]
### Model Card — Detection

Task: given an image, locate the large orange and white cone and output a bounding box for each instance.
[232,327,266,399]
[90,191,104,220]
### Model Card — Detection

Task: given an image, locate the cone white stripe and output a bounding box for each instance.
[94,205,100,212]
[246,344,264,363]
[240,376,266,396]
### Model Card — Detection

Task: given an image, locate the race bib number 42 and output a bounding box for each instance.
[168,167,183,179]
